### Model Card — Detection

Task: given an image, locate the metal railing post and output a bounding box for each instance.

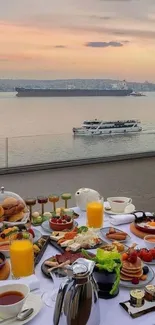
[5,137,8,168]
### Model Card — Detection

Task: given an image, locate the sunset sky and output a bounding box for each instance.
[1,0,155,81]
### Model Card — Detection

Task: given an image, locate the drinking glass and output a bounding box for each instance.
[42,268,67,308]
[86,197,104,228]
[10,232,34,278]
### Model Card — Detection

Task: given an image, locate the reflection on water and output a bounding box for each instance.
[0,130,153,167]
[0,92,154,167]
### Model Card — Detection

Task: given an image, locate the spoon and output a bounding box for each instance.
[0,308,34,324]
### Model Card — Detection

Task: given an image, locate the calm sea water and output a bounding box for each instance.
[0,92,155,167]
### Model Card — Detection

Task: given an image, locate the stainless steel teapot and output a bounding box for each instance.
[53,258,100,325]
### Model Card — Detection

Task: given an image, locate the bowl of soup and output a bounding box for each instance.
[0,283,30,319]
[144,235,155,249]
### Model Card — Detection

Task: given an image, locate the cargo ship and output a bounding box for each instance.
[15,81,132,97]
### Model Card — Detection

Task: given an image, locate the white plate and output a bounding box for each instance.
[100,227,131,243]
[120,265,154,288]
[0,293,43,325]
[105,204,135,215]
[33,229,42,243]
[3,211,30,226]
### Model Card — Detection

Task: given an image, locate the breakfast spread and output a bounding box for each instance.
[105,227,128,241]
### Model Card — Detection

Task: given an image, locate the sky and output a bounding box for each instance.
[1,0,155,81]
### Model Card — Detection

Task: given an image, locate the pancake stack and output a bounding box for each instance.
[121,257,143,281]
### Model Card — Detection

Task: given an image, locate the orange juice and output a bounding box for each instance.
[87,201,104,228]
[10,239,34,277]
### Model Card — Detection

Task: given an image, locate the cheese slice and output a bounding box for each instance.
[68,243,81,252]
[50,234,65,242]
[60,239,74,247]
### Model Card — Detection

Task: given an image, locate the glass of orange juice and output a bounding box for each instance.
[10,232,34,278]
[86,197,104,229]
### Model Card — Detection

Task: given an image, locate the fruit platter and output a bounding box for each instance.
[136,248,155,265]
[120,246,154,288]
[49,226,105,253]
[134,213,155,234]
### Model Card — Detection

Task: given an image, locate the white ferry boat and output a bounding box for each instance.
[73,119,142,136]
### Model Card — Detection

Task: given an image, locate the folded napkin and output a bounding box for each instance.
[109,212,153,226]
[0,274,40,291]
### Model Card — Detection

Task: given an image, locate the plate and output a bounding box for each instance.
[41,220,78,233]
[41,251,95,278]
[34,235,50,266]
[134,214,155,234]
[3,211,29,226]
[33,229,42,243]
[1,293,43,325]
[100,227,131,243]
[49,236,105,254]
[105,204,135,215]
[120,265,154,288]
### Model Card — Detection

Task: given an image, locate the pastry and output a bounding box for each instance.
[8,211,24,222]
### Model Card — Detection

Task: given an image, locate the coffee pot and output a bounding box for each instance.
[53,258,100,325]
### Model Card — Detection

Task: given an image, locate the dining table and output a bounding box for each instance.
[29,207,155,325]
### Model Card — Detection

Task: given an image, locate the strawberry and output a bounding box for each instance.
[142,251,153,262]
[150,249,155,259]
[128,251,137,263]
[28,228,35,238]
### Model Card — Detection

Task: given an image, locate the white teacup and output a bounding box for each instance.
[107,197,132,213]
[0,283,30,320]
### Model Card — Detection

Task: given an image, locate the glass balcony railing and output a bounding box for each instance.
[0,132,155,168]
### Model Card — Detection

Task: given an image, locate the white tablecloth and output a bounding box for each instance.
[29,208,155,325]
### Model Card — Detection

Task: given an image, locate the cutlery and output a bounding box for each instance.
[0,308,34,324]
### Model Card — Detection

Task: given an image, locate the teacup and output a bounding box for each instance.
[0,283,30,319]
[107,197,132,213]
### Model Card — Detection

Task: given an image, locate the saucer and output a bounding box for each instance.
[33,229,42,243]
[0,293,43,325]
[105,204,135,215]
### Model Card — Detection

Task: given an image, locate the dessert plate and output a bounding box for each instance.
[41,220,78,233]
[105,204,135,215]
[120,265,154,288]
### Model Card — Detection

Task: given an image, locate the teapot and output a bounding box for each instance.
[75,188,101,211]
[53,258,100,325]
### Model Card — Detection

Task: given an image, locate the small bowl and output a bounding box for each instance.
[0,252,6,269]
[0,244,10,258]
[49,217,73,231]
[144,235,155,249]
[0,283,30,319]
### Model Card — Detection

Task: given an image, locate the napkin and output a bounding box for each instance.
[109,212,153,226]
[0,275,40,291]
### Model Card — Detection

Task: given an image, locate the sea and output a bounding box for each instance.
[0,91,155,168]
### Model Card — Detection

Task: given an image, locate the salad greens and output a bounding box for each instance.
[77,226,88,233]
[82,248,122,295]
